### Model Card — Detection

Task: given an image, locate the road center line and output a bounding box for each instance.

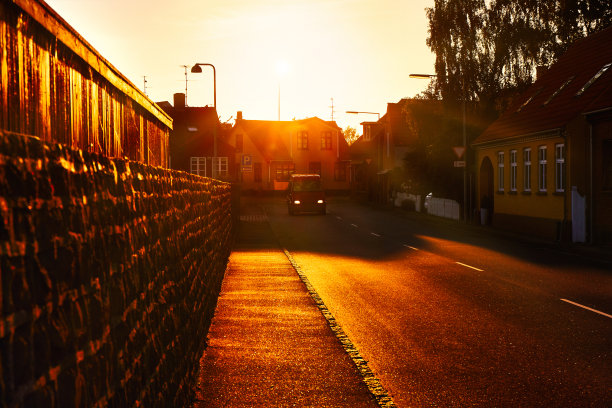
[455,262,484,272]
[336,216,343,220]
[561,299,612,319]
[371,232,381,237]
[403,244,419,251]
[350,223,358,228]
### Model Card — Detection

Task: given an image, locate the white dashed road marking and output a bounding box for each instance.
[455,262,484,272]
[561,299,612,319]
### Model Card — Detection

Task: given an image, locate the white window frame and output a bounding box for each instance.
[364,126,371,142]
[555,143,565,192]
[321,131,332,150]
[497,151,505,192]
[510,150,517,191]
[523,148,531,192]
[213,157,228,176]
[538,146,547,192]
[190,156,206,177]
[297,131,309,150]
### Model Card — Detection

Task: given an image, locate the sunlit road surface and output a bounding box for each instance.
[258,196,612,407]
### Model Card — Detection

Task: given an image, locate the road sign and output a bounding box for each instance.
[452,146,466,158]
[241,155,253,172]
[454,160,466,167]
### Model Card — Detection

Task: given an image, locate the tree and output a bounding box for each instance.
[426,0,612,117]
[343,126,359,145]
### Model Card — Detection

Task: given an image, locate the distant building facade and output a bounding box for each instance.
[228,112,351,191]
[350,98,442,203]
[159,94,235,181]
[472,27,612,245]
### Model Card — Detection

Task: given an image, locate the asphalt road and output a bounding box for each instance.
[254,196,612,408]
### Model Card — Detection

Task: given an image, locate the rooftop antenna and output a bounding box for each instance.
[181,65,188,106]
[143,76,148,97]
[329,97,336,121]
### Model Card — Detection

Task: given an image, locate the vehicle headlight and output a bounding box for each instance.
[293,200,301,205]
[317,199,324,204]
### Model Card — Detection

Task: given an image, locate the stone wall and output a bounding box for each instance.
[0,130,233,407]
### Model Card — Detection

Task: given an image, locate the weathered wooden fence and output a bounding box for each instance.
[0,0,171,166]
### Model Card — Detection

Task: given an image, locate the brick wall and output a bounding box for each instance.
[0,130,233,407]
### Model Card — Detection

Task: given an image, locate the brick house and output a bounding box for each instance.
[158,93,235,180]
[227,112,351,192]
[472,27,612,245]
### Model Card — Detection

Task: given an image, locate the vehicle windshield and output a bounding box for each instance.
[292,178,321,192]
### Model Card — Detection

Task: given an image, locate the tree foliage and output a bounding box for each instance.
[426,0,612,115]
[343,126,359,145]
[401,101,464,199]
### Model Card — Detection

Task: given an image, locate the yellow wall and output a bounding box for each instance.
[477,135,566,221]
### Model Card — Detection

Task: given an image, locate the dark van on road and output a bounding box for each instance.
[287,174,326,215]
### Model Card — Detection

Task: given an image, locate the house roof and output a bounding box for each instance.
[235,120,292,161]
[473,26,612,146]
[233,117,345,162]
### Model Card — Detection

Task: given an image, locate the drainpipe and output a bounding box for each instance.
[336,130,339,159]
[589,124,593,244]
[561,128,567,242]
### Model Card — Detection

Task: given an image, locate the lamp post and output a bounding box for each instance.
[410,72,468,222]
[190,63,216,108]
[346,110,380,120]
[191,63,218,178]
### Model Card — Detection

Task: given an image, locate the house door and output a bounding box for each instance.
[479,157,494,224]
[592,121,612,245]
[254,163,262,183]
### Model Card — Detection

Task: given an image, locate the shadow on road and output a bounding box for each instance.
[235,195,611,273]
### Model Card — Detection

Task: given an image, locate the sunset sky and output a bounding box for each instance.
[45,0,435,133]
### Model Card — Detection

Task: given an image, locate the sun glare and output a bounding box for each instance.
[275,60,290,77]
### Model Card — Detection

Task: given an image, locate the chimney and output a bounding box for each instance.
[237,111,243,121]
[173,93,186,109]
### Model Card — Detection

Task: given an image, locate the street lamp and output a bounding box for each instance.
[410,72,468,222]
[346,110,380,120]
[191,63,218,178]
[191,63,216,108]
[409,74,436,79]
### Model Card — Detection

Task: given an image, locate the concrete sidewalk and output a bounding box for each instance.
[192,205,381,407]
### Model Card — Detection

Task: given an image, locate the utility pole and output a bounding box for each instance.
[330,98,335,121]
[143,76,148,97]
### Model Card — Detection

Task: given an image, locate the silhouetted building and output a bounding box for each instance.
[350,98,442,203]
[473,26,612,245]
[159,93,234,180]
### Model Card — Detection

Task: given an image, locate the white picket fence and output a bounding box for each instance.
[394,192,460,221]
[425,197,461,220]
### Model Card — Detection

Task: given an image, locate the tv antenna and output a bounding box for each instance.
[143,76,148,97]
[181,65,189,106]
[329,97,336,121]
